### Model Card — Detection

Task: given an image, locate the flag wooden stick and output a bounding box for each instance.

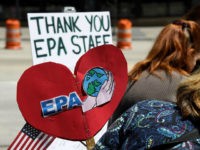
[86,137,95,150]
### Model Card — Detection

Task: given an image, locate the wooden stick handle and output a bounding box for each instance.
[86,137,95,150]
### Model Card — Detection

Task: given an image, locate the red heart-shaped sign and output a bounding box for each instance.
[17,44,127,140]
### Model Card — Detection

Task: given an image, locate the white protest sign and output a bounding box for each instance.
[27,12,112,72]
[27,12,112,149]
[47,122,108,150]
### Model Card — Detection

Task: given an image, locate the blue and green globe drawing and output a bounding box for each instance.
[83,67,108,97]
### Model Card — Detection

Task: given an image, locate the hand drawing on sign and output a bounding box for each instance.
[82,67,115,112]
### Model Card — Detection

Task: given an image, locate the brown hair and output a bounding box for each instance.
[128,20,200,81]
[177,73,200,118]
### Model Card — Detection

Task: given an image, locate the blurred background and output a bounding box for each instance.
[0,0,200,26]
[1,0,200,149]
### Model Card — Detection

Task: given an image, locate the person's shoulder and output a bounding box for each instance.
[157,70,187,81]
[141,70,186,79]
[136,99,176,106]
[127,99,177,114]
[171,70,187,78]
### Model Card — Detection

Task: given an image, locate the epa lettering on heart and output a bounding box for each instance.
[17,44,128,140]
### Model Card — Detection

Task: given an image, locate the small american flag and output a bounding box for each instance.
[8,123,55,150]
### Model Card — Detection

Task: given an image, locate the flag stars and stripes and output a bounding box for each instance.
[8,123,55,150]
[22,123,40,139]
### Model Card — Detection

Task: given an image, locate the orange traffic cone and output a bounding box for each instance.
[5,19,21,49]
[117,19,132,50]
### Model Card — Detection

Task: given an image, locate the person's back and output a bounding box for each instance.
[95,50,200,149]
[110,70,186,123]
[127,70,184,102]
[95,100,200,150]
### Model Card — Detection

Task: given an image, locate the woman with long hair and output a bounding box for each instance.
[110,20,200,123]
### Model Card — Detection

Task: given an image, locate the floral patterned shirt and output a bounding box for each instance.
[94,100,200,150]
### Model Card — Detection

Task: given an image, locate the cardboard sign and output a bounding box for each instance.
[17,45,128,140]
[27,12,112,72]
[47,122,108,150]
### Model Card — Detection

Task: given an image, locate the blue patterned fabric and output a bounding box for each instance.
[94,100,200,150]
